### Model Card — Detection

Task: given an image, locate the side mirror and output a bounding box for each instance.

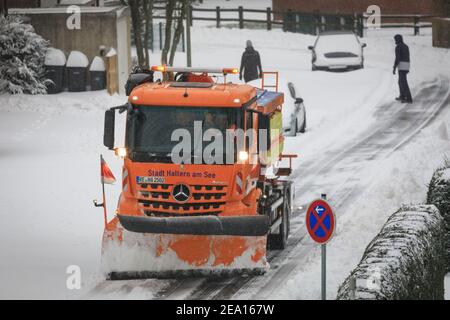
[125,73,154,96]
[104,109,115,150]
[295,98,304,104]
[287,82,296,99]
[308,46,314,50]
[362,43,367,48]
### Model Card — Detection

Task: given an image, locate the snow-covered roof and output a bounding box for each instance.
[105,47,117,57]
[89,56,106,71]
[67,51,89,68]
[9,6,124,15]
[45,48,66,66]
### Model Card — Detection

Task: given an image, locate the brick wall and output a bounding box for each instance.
[272,0,434,15]
[433,18,450,48]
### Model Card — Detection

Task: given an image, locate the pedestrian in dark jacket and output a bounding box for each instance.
[239,40,262,83]
[393,34,412,103]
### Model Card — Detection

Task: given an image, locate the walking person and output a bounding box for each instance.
[239,40,263,83]
[393,34,413,104]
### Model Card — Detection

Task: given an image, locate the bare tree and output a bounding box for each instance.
[128,0,145,67]
[161,0,176,66]
[123,0,197,70]
[121,0,154,68]
[169,0,185,66]
[142,0,153,67]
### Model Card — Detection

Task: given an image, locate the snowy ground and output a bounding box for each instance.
[1,20,450,299]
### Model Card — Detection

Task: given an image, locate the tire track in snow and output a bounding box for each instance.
[246,75,450,300]
[180,75,449,300]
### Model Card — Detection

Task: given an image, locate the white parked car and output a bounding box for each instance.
[247,80,306,136]
[283,82,306,136]
[308,31,367,71]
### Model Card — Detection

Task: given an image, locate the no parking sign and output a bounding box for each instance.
[306,199,336,244]
[306,197,336,300]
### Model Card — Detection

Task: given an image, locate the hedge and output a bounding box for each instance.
[337,204,445,300]
[427,165,450,271]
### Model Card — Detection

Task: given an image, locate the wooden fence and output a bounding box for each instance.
[152,5,282,30]
[362,14,434,35]
[151,5,434,37]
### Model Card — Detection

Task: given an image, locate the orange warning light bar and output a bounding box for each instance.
[151,65,167,72]
[222,68,239,75]
[150,66,239,75]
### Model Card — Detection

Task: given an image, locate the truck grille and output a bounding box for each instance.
[137,184,228,216]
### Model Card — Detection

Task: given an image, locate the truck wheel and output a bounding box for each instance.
[268,199,290,250]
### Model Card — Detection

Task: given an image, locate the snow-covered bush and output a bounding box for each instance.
[427,162,450,272]
[337,205,446,300]
[0,15,50,94]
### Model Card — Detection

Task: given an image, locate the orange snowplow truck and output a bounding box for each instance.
[101,66,296,279]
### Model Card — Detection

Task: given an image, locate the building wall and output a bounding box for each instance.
[7,1,90,8]
[41,0,60,7]
[12,8,131,94]
[272,0,434,15]
[8,0,40,8]
[23,12,118,61]
[433,18,450,48]
[433,0,450,16]
[116,14,131,94]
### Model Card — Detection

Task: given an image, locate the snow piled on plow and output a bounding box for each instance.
[101,228,268,275]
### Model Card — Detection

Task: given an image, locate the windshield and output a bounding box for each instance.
[127,106,241,163]
[315,34,360,55]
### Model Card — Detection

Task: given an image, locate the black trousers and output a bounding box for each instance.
[398,70,412,101]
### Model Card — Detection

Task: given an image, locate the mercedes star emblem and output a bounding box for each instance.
[172,184,191,203]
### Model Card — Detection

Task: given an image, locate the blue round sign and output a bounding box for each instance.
[306,199,336,244]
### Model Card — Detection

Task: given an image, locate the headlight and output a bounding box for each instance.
[115,147,127,158]
[239,151,249,161]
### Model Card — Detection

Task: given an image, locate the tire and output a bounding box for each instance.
[298,108,306,133]
[268,197,290,250]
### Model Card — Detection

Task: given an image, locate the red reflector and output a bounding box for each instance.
[235,172,243,194]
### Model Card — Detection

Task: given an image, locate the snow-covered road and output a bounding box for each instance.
[1,25,449,299]
[87,73,450,300]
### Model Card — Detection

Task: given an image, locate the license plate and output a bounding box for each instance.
[329,65,346,70]
[136,176,165,184]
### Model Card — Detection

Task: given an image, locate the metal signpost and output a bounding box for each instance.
[305,194,336,300]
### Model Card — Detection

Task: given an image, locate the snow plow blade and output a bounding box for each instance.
[107,268,267,280]
[101,217,269,279]
[117,214,269,236]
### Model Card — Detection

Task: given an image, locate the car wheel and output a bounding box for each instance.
[299,113,306,133]
[297,108,306,133]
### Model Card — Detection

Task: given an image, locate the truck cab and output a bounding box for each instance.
[101,67,295,278]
